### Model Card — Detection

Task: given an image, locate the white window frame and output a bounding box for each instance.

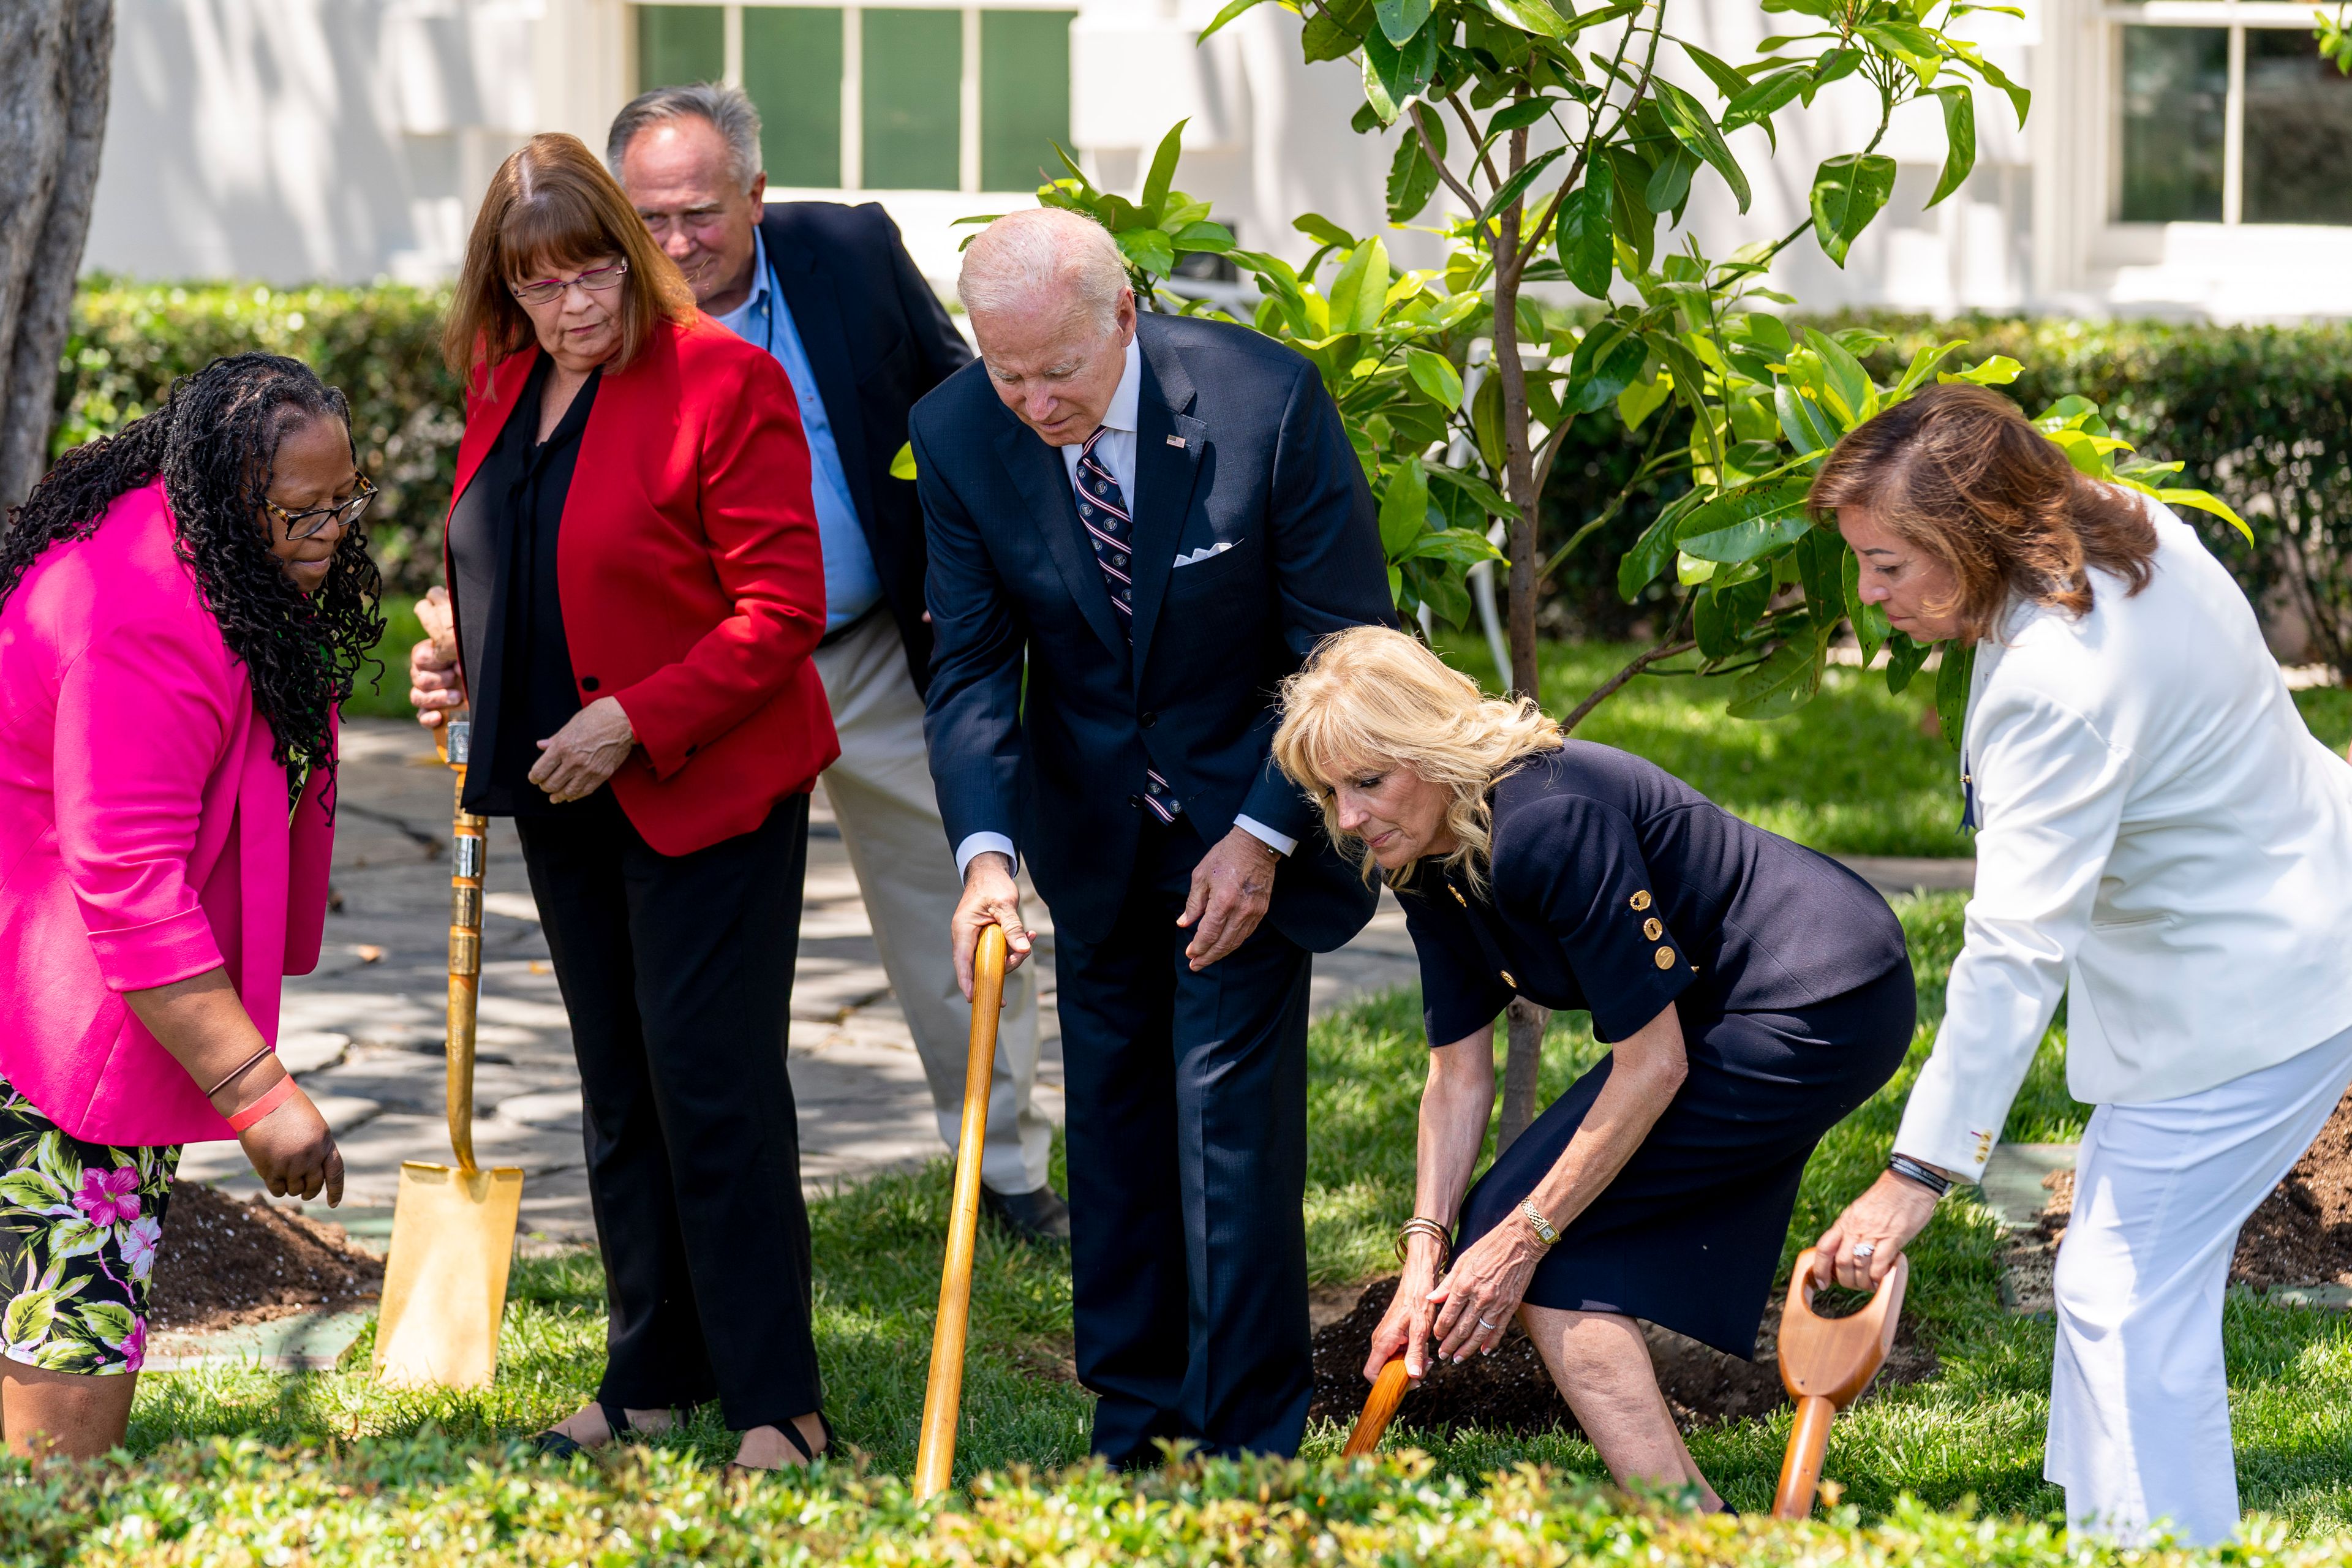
[629,0,1075,197]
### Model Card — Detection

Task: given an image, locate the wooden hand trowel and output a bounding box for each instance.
[1771,1246,1907,1519]
[373,714,526,1389]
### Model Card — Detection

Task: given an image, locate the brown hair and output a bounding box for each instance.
[440,133,696,386]
[1808,382,2159,643]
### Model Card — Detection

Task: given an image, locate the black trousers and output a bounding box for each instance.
[1055,819,1314,1463]
[514,791,819,1430]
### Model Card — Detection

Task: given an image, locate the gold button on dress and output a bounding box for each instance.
[1629,889,1653,911]
[1654,946,1676,970]
[1643,917,1663,941]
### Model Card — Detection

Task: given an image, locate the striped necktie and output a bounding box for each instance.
[1074,426,1180,824]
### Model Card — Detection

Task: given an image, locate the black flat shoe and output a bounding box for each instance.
[530,1399,650,1458]
[982,1183,1071,1243]
[727,1412,834,1476]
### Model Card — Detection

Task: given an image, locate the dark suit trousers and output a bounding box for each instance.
[1057,818,1314,1463]
[514,791,820,1430]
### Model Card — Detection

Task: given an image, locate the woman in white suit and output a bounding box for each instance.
[1808,384,2352,1546]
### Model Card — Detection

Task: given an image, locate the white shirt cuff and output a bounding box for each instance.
[1232,815,1298,857]
[954,832,1019,880]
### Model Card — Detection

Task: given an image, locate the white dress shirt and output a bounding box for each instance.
[1893,498,2352,1179]
[953,337,1297,880]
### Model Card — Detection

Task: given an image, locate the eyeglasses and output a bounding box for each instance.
[264,476,376,541]
[510,260,630,306]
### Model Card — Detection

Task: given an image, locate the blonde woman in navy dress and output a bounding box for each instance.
[1272,627,1913,1507]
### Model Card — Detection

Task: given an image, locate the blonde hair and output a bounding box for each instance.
[1272,627,1562,892]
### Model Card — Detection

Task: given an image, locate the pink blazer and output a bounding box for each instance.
[0,480,332,1145]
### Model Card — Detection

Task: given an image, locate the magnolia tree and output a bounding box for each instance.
[949,0,2246,1136]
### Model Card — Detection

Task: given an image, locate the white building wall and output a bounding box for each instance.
[78,0,2352,319]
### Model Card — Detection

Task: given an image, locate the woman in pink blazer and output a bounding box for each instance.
[0,353,379,1458]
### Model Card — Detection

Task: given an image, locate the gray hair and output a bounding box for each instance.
[606,83,763,192]
[957,208,1129,334]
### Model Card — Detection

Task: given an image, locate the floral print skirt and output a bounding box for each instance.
[0,1074,179,1375]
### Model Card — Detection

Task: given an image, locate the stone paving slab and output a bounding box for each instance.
[146,1309,375,1373]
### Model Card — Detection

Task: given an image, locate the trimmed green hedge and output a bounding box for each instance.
[0,1438,2329,1567]
[48,282,2352,672]
[54,280,460,594]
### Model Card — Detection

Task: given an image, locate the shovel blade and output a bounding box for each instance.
[373,1161,524,1389]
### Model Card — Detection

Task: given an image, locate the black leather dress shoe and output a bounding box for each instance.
[982,1183,1071,1242]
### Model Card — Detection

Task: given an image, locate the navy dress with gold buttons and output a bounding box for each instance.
[1402,741,1915,1357]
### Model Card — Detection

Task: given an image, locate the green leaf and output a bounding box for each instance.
[1618,496,1698,601]
[4,1289,56,1348]
[1303,2,1366,61]
[1387,134,1442,223]
[1861,20,1942,86]
[1170,221,1235,254]
[1800,326,1878,428]
[1796,522,1845,623]
[1471,370,1507,474]
[1140,120,1189,225]
[1677,479,1815,564]
[1379,459,1432,556]
[1644,146,1699,215]
[1117,227,1177,279]
[1618,375,1672,429]
[1430,462,1516,518]
[1197,0,1270,40]
[1724,66,1809,131]
[1486,96,1562,134]
[1940,355,2021,387]
[888,441,918,483]
[1293,213,1359,251]
[1883,630,1932,695]
[1482,0,1577,41]
[1928,85,1977,207]
[1935,639,1976,753]
[1406,347,1465,409]
[1555,172,1615,297]
[0,1170,62,1212]
[1406,526,1506,564]
[1605,147,1657,271]
[1774,383,1838,454]
[1564,325,1649,415]
[1326,237,1392,334]
[77,1300,135,1344]
[2149,485,2256,544]
[1479,146,1568,221]
[1653,79,1751,213]
[1373,0,1433,46]
[47,1218,107,1262]
[1364,23,1439,117]
[1841,546,1889,660]
[1678,39,1754,99]
[1809,153,1896,266]
[1727,623,1829,719]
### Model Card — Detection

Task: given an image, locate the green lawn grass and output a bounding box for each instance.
[108,894,2352,1542]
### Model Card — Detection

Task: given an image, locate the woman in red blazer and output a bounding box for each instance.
[407,134,839,1471]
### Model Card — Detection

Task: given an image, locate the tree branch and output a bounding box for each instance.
[1411,102,1487,218]
[1561,630,1697,734]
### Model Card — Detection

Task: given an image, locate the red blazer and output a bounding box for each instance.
[445,313,839,856]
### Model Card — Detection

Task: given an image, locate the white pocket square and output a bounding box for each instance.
[1173,540,1237,568]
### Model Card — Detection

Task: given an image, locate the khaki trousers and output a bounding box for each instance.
[811,609,1050,1195]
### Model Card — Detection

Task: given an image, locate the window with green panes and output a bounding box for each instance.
[631,4,1074,192]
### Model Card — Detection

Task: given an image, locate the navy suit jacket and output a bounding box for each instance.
[757,202,973,690]
[913,311,1396,950]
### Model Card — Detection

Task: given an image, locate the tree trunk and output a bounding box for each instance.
[0,0,112,513]
[1494,998,1550,1155]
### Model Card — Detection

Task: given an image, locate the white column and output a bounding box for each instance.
[960,6,982,194]
[842,6,865,190]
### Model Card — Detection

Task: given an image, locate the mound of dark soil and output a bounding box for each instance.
[2037,1087,2352,1291]
[1307,1276,1931,1436]
[147,1181,383,1331]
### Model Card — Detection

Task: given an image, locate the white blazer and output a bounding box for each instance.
[1894,498,2352,1180]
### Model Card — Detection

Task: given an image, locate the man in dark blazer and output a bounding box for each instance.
[914,207,1396,1461]
[605,86,1062,1237]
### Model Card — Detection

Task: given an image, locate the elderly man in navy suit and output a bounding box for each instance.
[913,207,1395,1461]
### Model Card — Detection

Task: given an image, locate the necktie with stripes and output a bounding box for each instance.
[1074,426,1180,824]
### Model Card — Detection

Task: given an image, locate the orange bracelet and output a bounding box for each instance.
[225,1073,299,1133]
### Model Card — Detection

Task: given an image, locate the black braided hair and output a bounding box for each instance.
[0,353,385,813]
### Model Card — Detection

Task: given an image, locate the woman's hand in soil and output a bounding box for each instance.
[1368,1239,1447,1381]
[1813,1169,1939,1291]
[1427,1222,1545,1363]
[236,1070,345,1206]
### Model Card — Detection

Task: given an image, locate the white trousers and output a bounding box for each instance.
[2046,1020,2352,1545]
[811,610,1052,1195]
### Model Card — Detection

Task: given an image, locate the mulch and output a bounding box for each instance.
[2039,1084,2352,1291]
[146,1180,383,1332]
[1306,1275,1935,1436]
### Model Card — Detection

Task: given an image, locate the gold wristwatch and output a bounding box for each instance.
[1519,1200,1559,1248]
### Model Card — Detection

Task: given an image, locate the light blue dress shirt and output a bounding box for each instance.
[710,229,881,631]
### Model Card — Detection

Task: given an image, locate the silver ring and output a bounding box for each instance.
[1477,1316,1498,1330]
[1852,1242,1877,1261]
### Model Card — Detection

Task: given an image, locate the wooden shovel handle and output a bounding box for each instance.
[1343,1357,1414,1457]
[1771,1394,1838,1519]
[439,715,483,1175]
[913,924,1008,1500]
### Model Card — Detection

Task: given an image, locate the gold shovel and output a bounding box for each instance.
[373,714,526,1389]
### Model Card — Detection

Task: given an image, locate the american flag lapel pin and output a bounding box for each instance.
[1166,434,1187,448]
